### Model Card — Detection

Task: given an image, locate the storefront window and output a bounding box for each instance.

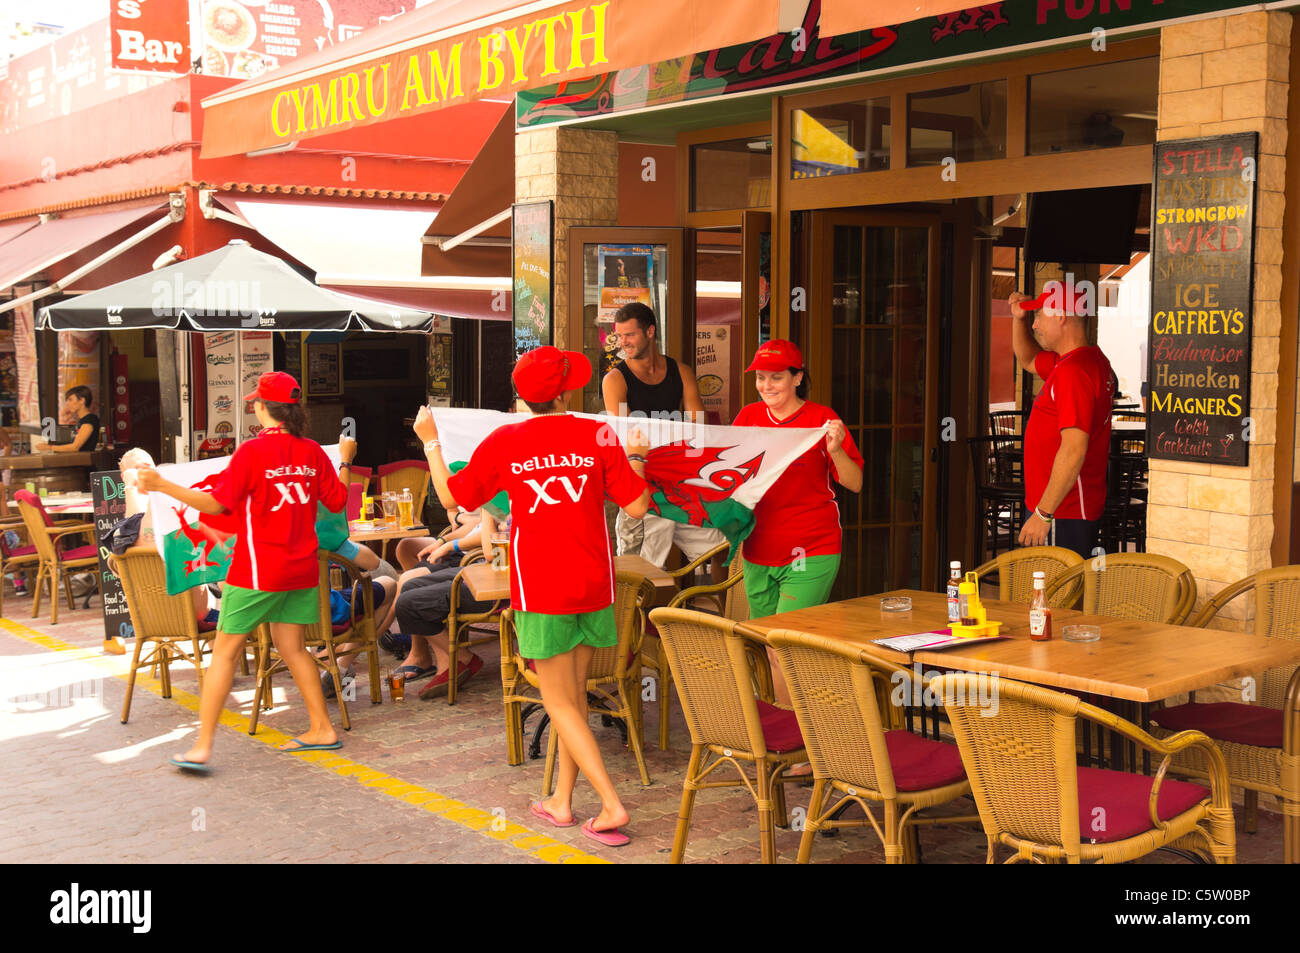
[790,98,891,179]
[907,80,1007,166]
[690,137,772,212]
[1028,57,1158,155]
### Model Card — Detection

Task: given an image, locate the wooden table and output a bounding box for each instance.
[348,522,430,543]
[460,554,677,603]
[743,590,1300,705]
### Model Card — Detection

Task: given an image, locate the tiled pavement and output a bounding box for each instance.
[0,594,1289,864]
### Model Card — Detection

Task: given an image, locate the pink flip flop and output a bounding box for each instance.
[581,819,631,847]
[530,800,577,828]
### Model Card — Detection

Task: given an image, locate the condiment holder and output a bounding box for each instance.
[949,570,1003,638]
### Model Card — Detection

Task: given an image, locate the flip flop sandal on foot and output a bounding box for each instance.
[392,664,436,682]
[531,801,578,828]
[581,820,630,847]
[169,756,211,773]
[279,738,343,752]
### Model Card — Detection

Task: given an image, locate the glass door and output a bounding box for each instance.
[809,211,941,601]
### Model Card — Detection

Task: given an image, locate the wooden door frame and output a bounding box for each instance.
[809,208,944,591]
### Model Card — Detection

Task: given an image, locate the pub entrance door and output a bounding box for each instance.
[806,210,946,602]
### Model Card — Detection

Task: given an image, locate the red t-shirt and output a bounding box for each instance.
[447,414,646,614]
[208,429,348,591]
[732,401,863,566]
[1026,347,1115,521]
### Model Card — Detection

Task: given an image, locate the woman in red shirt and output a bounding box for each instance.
[139,372,354,770]
[733,341,863,702]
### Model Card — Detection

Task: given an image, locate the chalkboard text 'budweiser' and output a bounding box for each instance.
[1147,133,1256,466]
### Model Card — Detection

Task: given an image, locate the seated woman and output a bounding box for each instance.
[38,386,100,453]
[319,575,398,698]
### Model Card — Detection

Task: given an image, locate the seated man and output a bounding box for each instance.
[389,521,502,698]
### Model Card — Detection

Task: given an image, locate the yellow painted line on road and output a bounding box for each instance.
[0,616,609,864]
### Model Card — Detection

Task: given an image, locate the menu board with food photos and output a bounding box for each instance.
[200,0,409,79]
[1147,133,1257,466]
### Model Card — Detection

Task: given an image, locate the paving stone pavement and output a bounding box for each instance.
[1,595,1289,864]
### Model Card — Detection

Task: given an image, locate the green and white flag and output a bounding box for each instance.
[430,409,826,557]
[147,444,343,595]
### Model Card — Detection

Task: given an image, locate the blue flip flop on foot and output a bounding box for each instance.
[280,738,343,752]
[169,756,211,773]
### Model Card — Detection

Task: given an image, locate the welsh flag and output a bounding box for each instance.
[147,445,344,595]
[430,410,826,559]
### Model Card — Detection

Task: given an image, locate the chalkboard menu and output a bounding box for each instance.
[513,201,554,362]
[1147,133,1256,466]
[90,470,133,644]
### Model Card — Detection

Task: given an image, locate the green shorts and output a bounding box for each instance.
[218,585,320,635]
[515,605,616,661]
[743,553,841,619]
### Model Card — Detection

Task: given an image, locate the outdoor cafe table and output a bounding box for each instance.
[40,492,94,515]
[744,590,1300,770]
[348,522,429,543]
[459,555,677,605]
[743,590,1300,704]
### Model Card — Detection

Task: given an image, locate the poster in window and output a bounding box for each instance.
[306,340,342,397]
[512,201,553,361]
[597,244,655,324]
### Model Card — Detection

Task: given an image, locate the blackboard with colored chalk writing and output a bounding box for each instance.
[1147,133,1256,466]
[90,470,133,643]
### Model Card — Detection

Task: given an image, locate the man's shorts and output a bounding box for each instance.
[218,585,319,635]
[742,554,841,620]
[514,605,616,660]
[615,511,726,568]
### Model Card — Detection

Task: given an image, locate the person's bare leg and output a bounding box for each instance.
[335,579,396,671]
[399,634,434,670]
[270,622,337,747]
[378,567,425,636]
[175,629,246,764]
[395,537,436,572]
[541,645,590,824]
[190,585,208,621]
[427,630,451,672]
[767,646,793,707]
[534,647,628,832]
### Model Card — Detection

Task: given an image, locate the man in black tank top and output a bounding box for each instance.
[602,303,725,570]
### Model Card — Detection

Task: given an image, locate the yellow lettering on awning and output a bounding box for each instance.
[479,33,506,92]
[364,64,389,118]
[272,91,292,138]
[568,3,609,71]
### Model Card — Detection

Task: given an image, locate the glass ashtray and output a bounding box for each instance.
[1062,624,1100,643]
[881,597,912,613]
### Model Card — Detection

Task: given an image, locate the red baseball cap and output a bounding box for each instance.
[512,346,591,403]
[746,339,803,373]
[1019,283,1092,317]
[244,371,302,404]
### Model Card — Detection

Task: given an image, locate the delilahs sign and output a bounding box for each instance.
[518,0,1266,127]
[1146,133,1256,467]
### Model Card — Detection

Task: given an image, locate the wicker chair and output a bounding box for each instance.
[933,673,1236,863]
[1149,566,1300,863]
[647,607,808,863]
[109,548,218,723]
[499,571,656,793]
[0,506,37,618]
[445,550,508,706]
[974,546,1084,607]
[248,550,380,735]
[14,489,99,624]
[1044,552,1196,624]
[767,630,979,863]
[377,459,430,560]
[641,546,747,750]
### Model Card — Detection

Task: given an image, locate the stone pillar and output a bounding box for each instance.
[514,127,618,351]
[1149,11,1290,631]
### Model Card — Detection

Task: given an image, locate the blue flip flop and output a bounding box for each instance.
[169,756,211,773]
[280,738,343,753]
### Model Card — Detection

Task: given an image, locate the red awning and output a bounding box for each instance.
[199,0,792,157]
[0,204,168,295]
[819,1,989,38]
[0,218,39,250]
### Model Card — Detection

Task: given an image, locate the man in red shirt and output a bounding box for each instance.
[413,346,651,847]
[1010,286,1116,558]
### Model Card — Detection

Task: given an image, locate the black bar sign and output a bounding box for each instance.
[1147,132,1257,466]
[90,470,133,643]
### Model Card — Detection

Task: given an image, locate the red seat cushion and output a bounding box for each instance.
[883,730,968,791]
[1151,701,1283,748]
[332,622,352,636]
[755,698,804,753]
[59,544,98,561]
[197,619,218,633]
[1076,766,1209,843]
[4,544,36,558]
